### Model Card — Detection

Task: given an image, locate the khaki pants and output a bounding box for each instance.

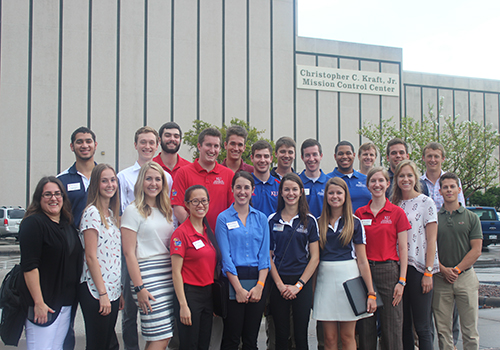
[432,268,479,350]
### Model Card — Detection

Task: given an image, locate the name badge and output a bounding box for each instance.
[67,183,81,191]
[273,223,284,232]
[304,188,310,196]
[193,239,205,250]
[227,221,240,230]
[361,219,372,226]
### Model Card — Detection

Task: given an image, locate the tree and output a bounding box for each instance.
[183,118,274,164]
[469,186,500,209]
[358,98,500,197]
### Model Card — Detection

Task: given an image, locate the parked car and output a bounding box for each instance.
[0,206,25,238]
[467,206,500,247]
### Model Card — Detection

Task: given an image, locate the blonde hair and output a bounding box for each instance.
[85,164,120,229]
[390,160,421,206]
[318,177,354,249]
[133,162,173,222]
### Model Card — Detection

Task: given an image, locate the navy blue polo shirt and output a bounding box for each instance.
[320,216,365,261]
[268,212,319,275]
[252,173,280,217]
[299,170,330,218]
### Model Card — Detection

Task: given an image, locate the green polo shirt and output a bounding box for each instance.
[437,204,482,267]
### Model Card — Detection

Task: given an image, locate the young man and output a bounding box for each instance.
[358,141,378,175]
[327,141,371,212]
[433,172,482,350]
[221,125,254,173]
[57,126,98,228]
[118,126,173,213]
[299,139,329,218]
[153,121,191,178]
[421,142,465,210]
[250,140,280,217]
[270,136,296,180]
[386,138,428,197]
[171,127,234,231]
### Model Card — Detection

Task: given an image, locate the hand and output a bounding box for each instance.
[392,283,404,306]
[248,284,264,303]
[99,293,112,316]
[34,302,55,324]
[235,287,249,304]
[137,288,156,314]
[118,295,125,311]
[441,267,458,284]
[421,275,433,294]
[280,284,299,300]
[366,298,377,313]
[180,304,192,326]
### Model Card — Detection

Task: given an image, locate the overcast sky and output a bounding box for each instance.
[297,0,500,80]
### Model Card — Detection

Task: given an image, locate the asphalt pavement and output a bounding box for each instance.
[0,241,499,350]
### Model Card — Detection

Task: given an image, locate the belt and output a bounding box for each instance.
[368,260,396,266]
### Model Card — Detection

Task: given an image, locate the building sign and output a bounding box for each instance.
[297,65,399,97]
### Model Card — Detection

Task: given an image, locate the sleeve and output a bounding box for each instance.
[19,216,44,272]
[268,213,276,251]
[164,171,173,196]
[469,211,483,240]
[171,168,187,207]
[215,212,237,276]
[257,212,271,271]
[80,206,101,232]
[458,178,466,207]
[423,196,437,226]
[308,215,320,243]
[117,172,129,213]
[170,225,187,257]
[352,217,366,245]
[121,204,141,232]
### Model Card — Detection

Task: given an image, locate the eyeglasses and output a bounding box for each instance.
[186,198,209,206]
[42,192,62,199]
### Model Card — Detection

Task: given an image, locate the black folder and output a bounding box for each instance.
[343,276,383,316]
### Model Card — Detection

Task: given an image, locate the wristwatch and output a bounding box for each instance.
[134,284,145,293]
[426,266,433,273]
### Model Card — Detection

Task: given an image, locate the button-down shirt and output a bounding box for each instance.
[421,170,466,211]
[215,204,270,277]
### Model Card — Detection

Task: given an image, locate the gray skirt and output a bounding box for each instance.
[312,259,372,321]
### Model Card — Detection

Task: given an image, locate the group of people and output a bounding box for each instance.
[16,121,482,350]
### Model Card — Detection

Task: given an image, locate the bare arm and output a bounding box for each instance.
[393,230,408,306]
[121,227,156,314]
[173,205,188,224]
[269,251,285,293]
[227,272,249,304]
[285,241,320,300]
[24,269,55,324]
[355,244,377,313]
[422,222,437,294]
[171,254,191,326]
[248,268,268,303]
[455,239,482,272]
[83,228,111,316]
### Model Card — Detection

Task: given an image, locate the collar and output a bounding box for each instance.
[227,203,258,217]
[194,158,220,174]
[252,172,273,185]
[278,212,300,226]
[439,202,465,215]
[360,198,393,216]
[132,161,141,171]
[68,162,97,176]
[300,169,328,183]
[421,169,445,182]
[328,216,344,232]
[332,167,359,178]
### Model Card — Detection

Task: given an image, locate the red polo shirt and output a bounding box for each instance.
[221,158,254,173]
[355,199,411,262]
[170,219,216,287]
[153,153,191,179]
[171,159,234,230]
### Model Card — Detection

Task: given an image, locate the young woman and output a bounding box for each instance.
[79,164,122,350]
[122,161,175,350]
[170,185,219,350]
[391,160,438,350]
[18,176,83,350]
[215,171,270,350]
[313,177,377,350]
[268,173,320,350]
[354,167,410,350]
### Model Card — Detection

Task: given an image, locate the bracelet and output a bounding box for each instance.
[295,282,303,291]
[99,292,107,296]
[367,291,377,297]
[257,281,265,287]
[454,266,462,274]
[298,278,306,285]
[398,280,406,287]
[399,277,406,282]
[368,295,377,300]
[424,272,433,277]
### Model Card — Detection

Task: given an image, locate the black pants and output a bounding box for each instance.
[270,274,313,350]
[221,283,269,350]
[78,283,120,350]
[174,284,213,350]
[402,266,433,350]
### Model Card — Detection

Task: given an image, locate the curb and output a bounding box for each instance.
[479,296,500,308]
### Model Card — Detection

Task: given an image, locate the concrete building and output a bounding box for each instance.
[1,0,499,206]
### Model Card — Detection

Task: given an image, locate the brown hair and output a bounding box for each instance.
[85,164,120,229]
[277,173,310,227]
[390,160,421,206]
[25,176,73,223]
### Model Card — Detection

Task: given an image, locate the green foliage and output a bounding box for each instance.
[469,186,500,209]
[183,118,275,164]
[358,98,500,197]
